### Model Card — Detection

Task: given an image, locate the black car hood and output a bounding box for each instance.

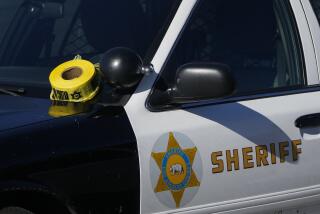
[0,95,139,205]
[0,95,59,131]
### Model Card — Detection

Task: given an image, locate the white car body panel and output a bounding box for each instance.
[292,0,319,84]
[125,0,320,213]
[300,0,320,81]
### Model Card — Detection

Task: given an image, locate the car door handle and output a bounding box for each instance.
[295,113,320,128]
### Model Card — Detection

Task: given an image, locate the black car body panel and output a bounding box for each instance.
[0,95,139,214]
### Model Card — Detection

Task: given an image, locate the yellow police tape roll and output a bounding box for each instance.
[49,58,100,102]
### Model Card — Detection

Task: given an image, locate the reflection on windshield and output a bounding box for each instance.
[49,100,92,117]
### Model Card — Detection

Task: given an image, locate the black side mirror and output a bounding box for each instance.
[169,63,236,104]
[100,47,144,90]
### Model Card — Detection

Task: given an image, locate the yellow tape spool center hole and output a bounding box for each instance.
[61,67,83,80]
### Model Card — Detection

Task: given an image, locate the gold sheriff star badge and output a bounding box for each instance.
[151,132,200,208]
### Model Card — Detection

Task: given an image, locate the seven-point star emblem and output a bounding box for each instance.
[151,132,200,208]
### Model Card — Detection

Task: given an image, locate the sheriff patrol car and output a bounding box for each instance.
[1,0,320,213]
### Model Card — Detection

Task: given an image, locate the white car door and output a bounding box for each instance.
[126,0,320,213]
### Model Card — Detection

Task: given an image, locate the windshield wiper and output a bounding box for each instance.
[0,86,25,96]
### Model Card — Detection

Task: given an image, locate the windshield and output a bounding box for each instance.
[0,0,180,98]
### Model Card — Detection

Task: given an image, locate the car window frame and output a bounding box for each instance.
[146,0,309,112]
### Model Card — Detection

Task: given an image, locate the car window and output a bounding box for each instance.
[0,1,23,44]
[0,0,180,67]
[310,0,320,20]
[153,0,305,99]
